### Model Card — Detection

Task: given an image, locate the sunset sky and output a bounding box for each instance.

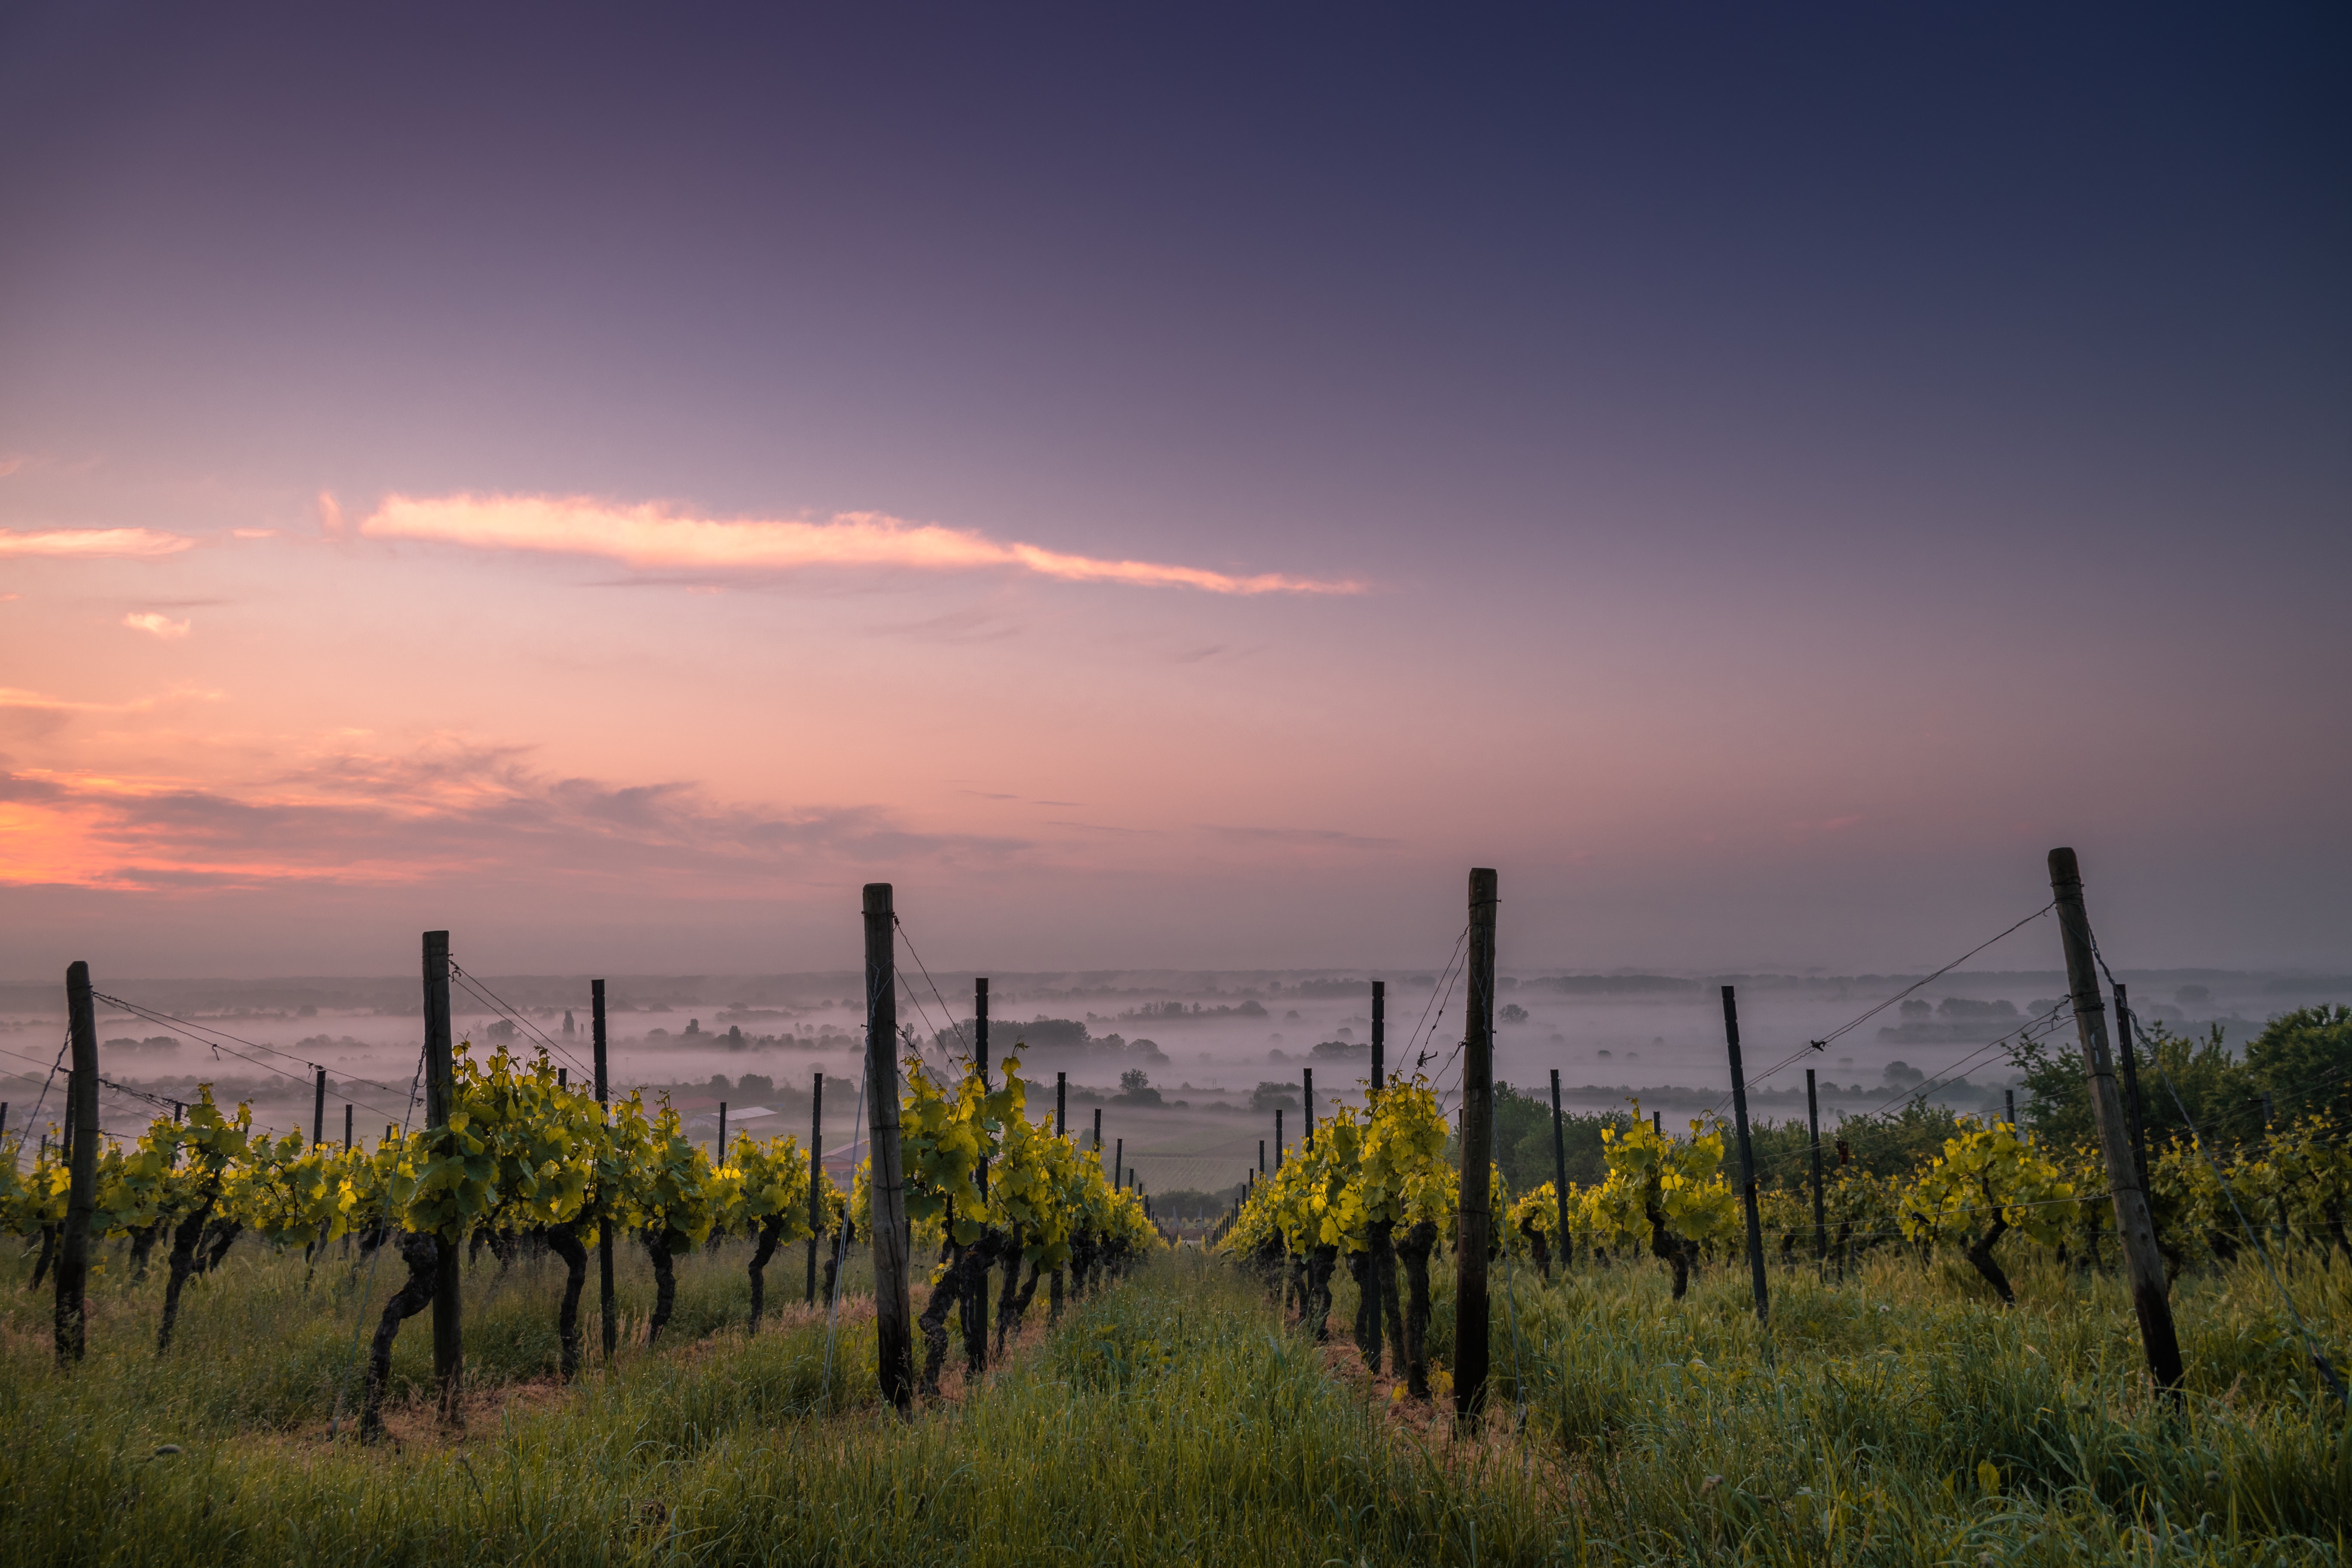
[2,6,2346,979]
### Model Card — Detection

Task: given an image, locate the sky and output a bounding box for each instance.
[1,4,2346,981]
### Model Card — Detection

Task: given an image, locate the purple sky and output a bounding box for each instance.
[1,4,2346,979]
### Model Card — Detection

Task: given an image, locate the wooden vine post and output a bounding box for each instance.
[1549,1069,1571,1262]
[862,883,914,1411]
[2048,847,2184,1396]
[969,978,989,1372]
[55,960,98,1364]
[1806,1068,1827,1271]
[2112,980,2152,1191]
[1721,985,1769,1323]
[312,1067,327,1151]
[1303,1067,1314,1144]
[423,931,462,1417]
[806,1071,823,1305]
[594,979,616,1359]
[1454,866,1498,1424]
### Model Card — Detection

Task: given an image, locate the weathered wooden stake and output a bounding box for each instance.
[1549,1069,1571,1262]
[594,978,616,1360]
[717,1102,728,1157]
[1303,1067,1315,1145]
[312,1067,327,1150]
[56,961,98,1364]
[1722,986,1769,1323]
[1055,1071,1067,1137]
[1455,867,1498,1424]
[345,1102,354,1152]
[1115,1137,1123,1191]
[807,1070,823,1305]
[1807,1069,1827,1271]
[2049,847,2184,1396]
[1092,1106,1101,1152]
[423,931,462,1415]
[2006,1088,2016,1127]
[2112,981,2150,1190]
[1370,980,1386,1094]
[863,884,914,1411]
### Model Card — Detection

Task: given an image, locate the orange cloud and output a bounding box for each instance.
[0,527,196,558]
[356,493,1363,595]
[124,612,191,639]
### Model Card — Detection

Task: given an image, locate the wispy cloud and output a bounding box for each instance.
[355,493,1363,596]
[0,742,1028,893]
[124,612,191,639]
[0,527,195,559]
[1204,824,1402,851]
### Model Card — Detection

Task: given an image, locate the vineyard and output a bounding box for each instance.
[2,1037,1160,1432]
[3,863,2349,1566]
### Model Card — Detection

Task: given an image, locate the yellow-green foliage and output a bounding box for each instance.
[1591,1104,1740,1250]
[1898,1120,2075,1250]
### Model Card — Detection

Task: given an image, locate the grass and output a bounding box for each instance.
[1,1227,2346,1564]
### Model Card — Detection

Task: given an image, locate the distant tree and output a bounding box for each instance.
[735,1074,775,1098]
[1498,1004,1529,1026]
[2247,1005,2352,1127]
[1250,1081,1301,1114]
[1114,1068,1163,1107]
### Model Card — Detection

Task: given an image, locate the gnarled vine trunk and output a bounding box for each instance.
[642,1230,678,1346]
[1522,1222,1551,1283]
[1346,1248,1379,1370]
[1646,1204,1693,1300]
[919,1236,998,1396]
[993,1225,1024,1357]
[129,1222,163,1282]
[1963,1179,2016,1305]
[746,1216,784,1332]
[545,1223,589,1377]
[1397,1219,1437,1400]
[1371,1219,1405,1375]
[156,1199,218,1355]
[362,1231,440,1438]
[1304,1243,1338,1342]
[28,1224,58,1289]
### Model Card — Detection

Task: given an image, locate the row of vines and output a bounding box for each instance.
[1220,1079,2352,1393]
[2,1041,1158,1431]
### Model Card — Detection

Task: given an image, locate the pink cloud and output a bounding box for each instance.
[0,527,195,559]
[355,492,1363,595]
[123,612,191,639]
[0,742,1028,894]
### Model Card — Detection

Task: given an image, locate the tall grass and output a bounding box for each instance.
[2,1228,2346,1564]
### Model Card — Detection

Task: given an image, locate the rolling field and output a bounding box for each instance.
[3,1221,2346,1565]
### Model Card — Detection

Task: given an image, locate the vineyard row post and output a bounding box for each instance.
[1806,1068,1827,1272]
[345,1101,354,1152]
[2112,980,2152,1192]
[1722,985,1768,1324]
[862,882,914,1412]
[2049,846,2184,1396]
[806,1070,822,1307]
[1303,1067,1314,1145]
[594,977,616,1361]
[1274,1109,1283,1170]
[970,979,989,1373]
[313,1067,327,1152]
[55,959,98,1365]
[1454,866,1498,1425]
[423,931,462,1418]
[1549,1069,1571,1266]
